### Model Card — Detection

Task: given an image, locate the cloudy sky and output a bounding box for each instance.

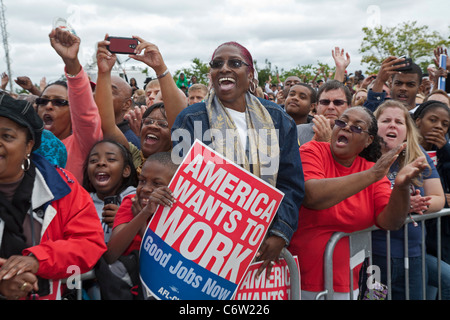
[0,0,449,91]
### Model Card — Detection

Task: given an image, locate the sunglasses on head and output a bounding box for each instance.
[334,119,369,134]
[35,97,69,107]
[319,99,347,106]
[209,59,249,69]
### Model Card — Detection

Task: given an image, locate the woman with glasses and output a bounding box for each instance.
[171,41,305,279]
[368,100,444,300]
[36,27,103,183]
[288,105,429,300]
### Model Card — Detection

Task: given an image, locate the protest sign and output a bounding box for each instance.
[139,140,285,300]
[234,257,300,300]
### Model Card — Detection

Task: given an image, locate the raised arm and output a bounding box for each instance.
[94,35,129,147]
[371,56,406,93]
[332,47,351,83]
[129,36,187,129]
[14,76,42,96]
[376,156,429,230]
[303,144,405,210]
[303,166,380,210]
[49,27,103,182]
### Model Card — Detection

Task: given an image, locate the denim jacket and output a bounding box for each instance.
[363,88,388,112]
[171,98,305,244]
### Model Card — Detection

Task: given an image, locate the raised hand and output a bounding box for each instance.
[434,47,450,70]
[128,36,167,76]
[394,156,428,189]
[96,34,117,74]
[48,27,81,75]
[371,56,407,93]
[332,47,351,70]
[371,143,406,182]
[1,72,9,90]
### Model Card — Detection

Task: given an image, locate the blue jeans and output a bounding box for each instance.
[426,254,450,300]
[372,254,426,300]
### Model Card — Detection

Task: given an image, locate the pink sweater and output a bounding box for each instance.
[62,67,103,183]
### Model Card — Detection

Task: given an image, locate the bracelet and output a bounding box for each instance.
[157,69,169,79]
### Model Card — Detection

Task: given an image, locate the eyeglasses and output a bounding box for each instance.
[35,97,69,107]
[318,99,347,106]
[142,117,169,129]
[334,119,369,134]
[209,59,249,69]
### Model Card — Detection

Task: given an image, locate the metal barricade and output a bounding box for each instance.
[316,208,450,300]
[280,247,301,300]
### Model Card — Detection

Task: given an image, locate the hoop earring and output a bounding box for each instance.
[22,154,31,171]
[249,81,256,93]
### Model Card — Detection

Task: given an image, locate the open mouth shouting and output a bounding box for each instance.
[94,172,111,186]
[336,133,350,147]
[385,132,398,140]
[218,77,236,91]
[144,133,159,145]
[42,113,54,130]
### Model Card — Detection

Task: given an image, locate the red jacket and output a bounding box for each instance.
[22,154,106,299]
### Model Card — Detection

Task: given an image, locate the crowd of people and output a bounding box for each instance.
[0,25,449,301]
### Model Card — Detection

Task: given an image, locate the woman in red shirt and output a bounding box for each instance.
[288,106,428,300]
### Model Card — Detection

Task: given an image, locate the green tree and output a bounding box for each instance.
[256,60,333,86]
[254,59,276,86]
[360,21,450,74]
[174,58,210,85]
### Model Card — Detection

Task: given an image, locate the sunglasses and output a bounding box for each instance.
[319,99,347,106]
[209,59,249,69]
[35,97,69,107]
[334,119,369,134]
[142,117,169,129]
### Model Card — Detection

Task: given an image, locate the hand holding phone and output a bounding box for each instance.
[104,195,120,205]
[107,36,138,55]
[393,56,412,71]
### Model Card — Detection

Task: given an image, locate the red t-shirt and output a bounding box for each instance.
[113,194,142,256]
[288,141,391,292]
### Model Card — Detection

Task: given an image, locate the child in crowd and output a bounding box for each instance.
[284,83,317,125]
[413,101,450,299]
[82,139,138,244]
[80,139,137,300]
[97,151,178,299]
